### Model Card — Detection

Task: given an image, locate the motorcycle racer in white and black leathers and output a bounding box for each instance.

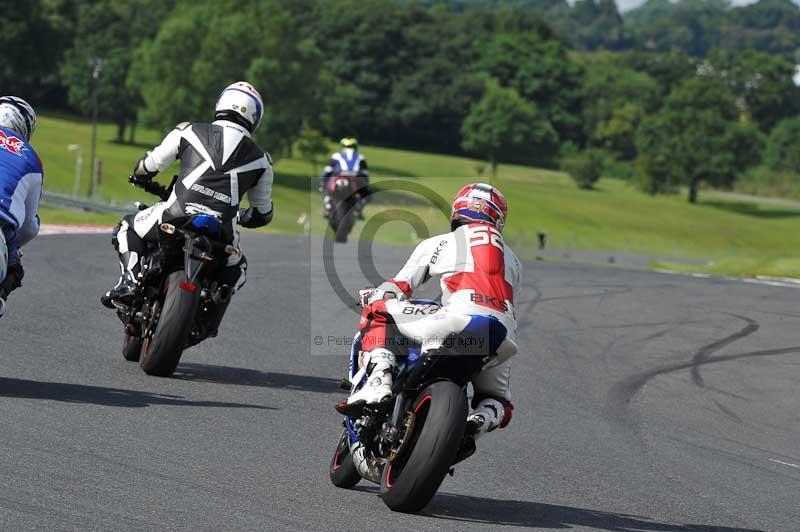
[101,82,274,323]
[336,183,522,446]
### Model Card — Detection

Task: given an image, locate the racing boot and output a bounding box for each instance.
[335,349,395,416]
[455,398,513,464]
[101,270,139,308]
[466,397,512,438]
[0,297,6,319]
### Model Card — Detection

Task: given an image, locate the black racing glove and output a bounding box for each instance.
[238,206,273,229]
[128,173,152,188]
[0,262,24,300]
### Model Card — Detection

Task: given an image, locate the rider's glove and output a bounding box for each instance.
[357,286,397,307]
[238,206,274,229]
[0,262,24,300]
[128,173,152,187]
[357,288,374,307]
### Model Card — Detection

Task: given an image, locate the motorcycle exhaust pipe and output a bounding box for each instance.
[212,284,232,305]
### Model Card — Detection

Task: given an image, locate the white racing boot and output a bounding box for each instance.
[335,349,395,416]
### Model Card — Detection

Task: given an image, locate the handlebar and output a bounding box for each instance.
[129,174,175,201]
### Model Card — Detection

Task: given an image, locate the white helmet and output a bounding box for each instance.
[0,96,36,142]
[214,81,263,132]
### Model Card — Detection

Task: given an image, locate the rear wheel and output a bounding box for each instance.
[122,333,142,362]
[380,380,467,513]
[329,428,361,489]
[139,271,199,377]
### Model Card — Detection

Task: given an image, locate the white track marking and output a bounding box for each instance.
[39,224,112,235]
[655,269,800,289]
[769,459,800,469]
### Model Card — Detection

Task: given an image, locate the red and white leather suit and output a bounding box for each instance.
[357,222,522,427]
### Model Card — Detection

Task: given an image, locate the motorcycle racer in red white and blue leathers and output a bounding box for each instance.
[336,183,522,443]
[0,96,41,318]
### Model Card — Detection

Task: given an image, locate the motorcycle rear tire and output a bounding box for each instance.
[140,271,199,377]
[380,380,467,513]
[329,428,361,489]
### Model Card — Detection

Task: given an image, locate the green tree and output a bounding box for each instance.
[386,6,486,152]
[618,50,697,98]
[707,49,800,132]
[313,0,416,143]
[626,0,730,57]
[296,125,330,175]
[561,148,605,189]
[60,0,174,143]
[725,0,800,56]
[0,0,76,105]
[636,76,763,203]
[765,117,800,173]
[582,62,660,160]
[480,32,585,145]
[131,0,326,156]
[461,80,558,176]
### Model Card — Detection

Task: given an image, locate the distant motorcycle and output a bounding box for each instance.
[329,298,510,513]
[112,178,240,377]
[323,172,361,243]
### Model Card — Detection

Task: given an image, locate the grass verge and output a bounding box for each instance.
[33,114,800,278]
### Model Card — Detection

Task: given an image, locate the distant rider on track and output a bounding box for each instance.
[0,96,42,319]
[336,183,522,449]
[101,82,274,334]
[320,137,370,219]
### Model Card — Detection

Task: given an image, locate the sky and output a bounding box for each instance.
[615,0,766,11]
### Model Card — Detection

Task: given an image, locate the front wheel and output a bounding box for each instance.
[140,271,200,377]
[380,380,468,513]
[329,428,361,489]
[122,333,142,362]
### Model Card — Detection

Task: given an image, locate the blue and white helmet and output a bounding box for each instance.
[0,96,36,141]
[214,82,263,133]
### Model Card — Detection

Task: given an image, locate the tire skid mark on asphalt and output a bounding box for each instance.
[537,286,632,304]
[711,399,744,423]
[515,275,543,333]
[606,345,800,425]
[690,314,760,388]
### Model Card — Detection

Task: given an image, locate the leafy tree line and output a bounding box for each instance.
[3,0,800,202]
[426,0,800,58]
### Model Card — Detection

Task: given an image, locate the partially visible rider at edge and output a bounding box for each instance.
[336,183,522,446]
[0,96,42,319]
[101,81,274,325]
[320,137,370,219]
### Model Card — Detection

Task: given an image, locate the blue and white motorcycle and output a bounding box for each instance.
[329,299,510,513]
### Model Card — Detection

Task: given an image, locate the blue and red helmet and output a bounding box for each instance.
[450,183,508,232]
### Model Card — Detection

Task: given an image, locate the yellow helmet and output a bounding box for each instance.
[340,137,358,149]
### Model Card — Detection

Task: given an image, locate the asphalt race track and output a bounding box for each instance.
[0,232,798,531]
